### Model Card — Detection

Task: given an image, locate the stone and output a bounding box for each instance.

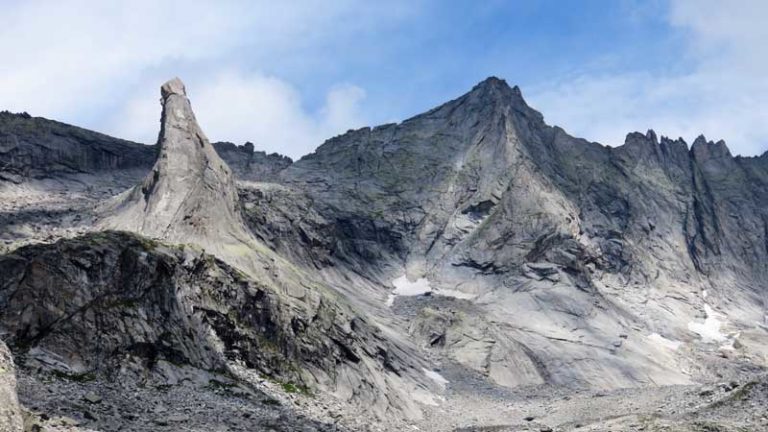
[83,392,102,404]
[0,340,23,432]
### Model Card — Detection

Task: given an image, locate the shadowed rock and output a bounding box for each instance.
[90,78,434,420]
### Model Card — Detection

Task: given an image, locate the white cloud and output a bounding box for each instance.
[112,72,366,159]
[4,0,768,158]
[0,0,405,158]
[527,0,768,156]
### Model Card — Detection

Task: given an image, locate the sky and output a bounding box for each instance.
[1,0,767,159]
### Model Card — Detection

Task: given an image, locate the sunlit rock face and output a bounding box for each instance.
[0,340,23,432]
[266,77,768,390]
[1,76,768,431]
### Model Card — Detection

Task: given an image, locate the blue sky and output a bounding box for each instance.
[2,0,766,158]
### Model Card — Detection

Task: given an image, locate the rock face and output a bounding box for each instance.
[75,79,430,419]
[2,76,768,430]
[0,111,291,185]
[0,232,411,403]
[0,339,23,432]
[0,110,155,183]
[99,78,250,253]
[268,77,768,389]
[213,141,292,182]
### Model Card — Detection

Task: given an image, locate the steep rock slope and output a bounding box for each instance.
[215,141,292,182]
[0,110,154,183]
[2,76,768,430]
[0,110,290,184]
[0,233,412,406]
[0,340,23,432]
[99,78,253,258]
[78,78,430,419]
[257,77,768,390]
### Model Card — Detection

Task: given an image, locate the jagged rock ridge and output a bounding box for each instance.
[0,110,291,184]
[3,78,435,423]
[263,76,768,389]
[99,78,252,255]
[2,76,768,431]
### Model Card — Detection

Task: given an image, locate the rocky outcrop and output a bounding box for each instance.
[0,110,154,183]
[0,233,320,381]
[266,77,768,389]
[0,339,23,432]
[94,78,430,419]
[0,111,290,185]
[99,78,253,259]
[0,232,428,419]
[213,141,292,182]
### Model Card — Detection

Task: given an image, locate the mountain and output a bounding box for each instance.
[0,109,289,185]
[1,76,768,431]
[263,76,768,388]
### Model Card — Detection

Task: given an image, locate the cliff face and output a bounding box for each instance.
[98,78,251,252]
[214,141,292,183]
[1,76,768,429]
[261,77,768,389]
[3,78,433,423]
[0,111,290,184]
[0,340,23,432]
[0,110,155,183]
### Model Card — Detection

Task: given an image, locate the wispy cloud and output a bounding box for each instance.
[113,71,367,158]
[0,0,410,158]
[1,0,767,158]
[526,0,768,156]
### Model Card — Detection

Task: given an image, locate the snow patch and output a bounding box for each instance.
[647,333,682,351]
[688,304,729,343]
[423,368,449,388]
[386,275,475,307]
[434,288,476,300]
[393,275,432,296]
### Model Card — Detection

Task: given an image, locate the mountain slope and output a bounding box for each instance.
[255,77,768,390]
[1,76,768,431]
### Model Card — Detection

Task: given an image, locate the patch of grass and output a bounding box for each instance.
[280,382,312,396]
[136,236,159,251]
[50,370,97,382]
[206,378,237,391]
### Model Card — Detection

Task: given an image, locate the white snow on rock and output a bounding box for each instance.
[647,333,682,351]
[393,275,432,296]
[386,294,397,307]
[719,333,741,351]
[386,275,475,306]
[422,368,449,388]
[688,304,728,343]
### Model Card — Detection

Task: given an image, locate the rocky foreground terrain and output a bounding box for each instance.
[1,77,768,431]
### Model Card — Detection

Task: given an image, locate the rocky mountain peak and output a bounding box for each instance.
[691,134,733,161]
[468,76,527,108]
[472,75,514,91]
[99,78,248,250]
[160,77,186,98]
